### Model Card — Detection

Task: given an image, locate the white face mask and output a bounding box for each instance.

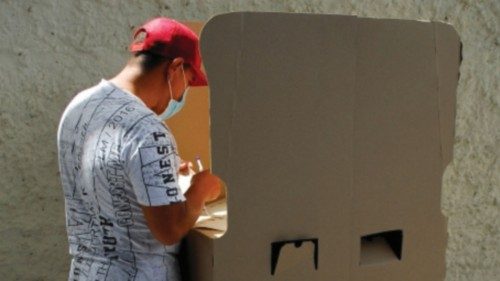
[158,65,190,121]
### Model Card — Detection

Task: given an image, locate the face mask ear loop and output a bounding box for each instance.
[181,64,189,90]
[168,78,173,101]
[166,61,176,101]
[179,64,189,102]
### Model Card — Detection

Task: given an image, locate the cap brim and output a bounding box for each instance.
[190,66,208,86]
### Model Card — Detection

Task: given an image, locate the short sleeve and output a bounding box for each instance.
[124,120,186,206]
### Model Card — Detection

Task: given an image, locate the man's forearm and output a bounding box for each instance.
[172,182,209,240]
[141,171,221,245]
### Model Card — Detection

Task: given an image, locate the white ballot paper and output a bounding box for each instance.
[178,171,195,194]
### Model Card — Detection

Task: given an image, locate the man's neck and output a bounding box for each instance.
[109,64,165,114]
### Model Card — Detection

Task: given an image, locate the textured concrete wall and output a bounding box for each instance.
[0,0,497,280]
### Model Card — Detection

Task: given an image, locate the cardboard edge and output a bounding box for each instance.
[432,21,462,172]
[432,21,462,281]
[200,12,243,237]
[349,14,360,278]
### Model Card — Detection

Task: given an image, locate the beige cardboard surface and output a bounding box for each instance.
[202,12,356,281]
[351,18,446,281]
[181,12,460,281]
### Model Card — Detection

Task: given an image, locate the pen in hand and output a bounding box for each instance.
[195,155,210,216]
[195,155,203,172]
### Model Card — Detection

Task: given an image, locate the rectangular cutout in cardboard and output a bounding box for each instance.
[271,238,319,275]
[360,230,403,266]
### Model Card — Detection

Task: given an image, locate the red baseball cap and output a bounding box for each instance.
[129,17,208,86]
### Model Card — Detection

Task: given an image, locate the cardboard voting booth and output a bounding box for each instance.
[172,12,461,281]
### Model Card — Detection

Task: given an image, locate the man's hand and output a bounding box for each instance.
[141,169,223,245]
[179,160,193,176]
[191,170,222,202]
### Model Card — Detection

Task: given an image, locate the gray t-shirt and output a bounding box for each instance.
[57,80,185,281]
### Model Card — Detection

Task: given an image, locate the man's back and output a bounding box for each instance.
[57,80,184,281]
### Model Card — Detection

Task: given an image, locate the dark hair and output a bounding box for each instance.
[134,51,171,72]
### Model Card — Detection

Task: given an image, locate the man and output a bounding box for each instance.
[57,17,221,281]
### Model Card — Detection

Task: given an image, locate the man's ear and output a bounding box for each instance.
[169,57,185,73]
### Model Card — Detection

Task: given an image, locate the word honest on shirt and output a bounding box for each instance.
[153,132,180,198]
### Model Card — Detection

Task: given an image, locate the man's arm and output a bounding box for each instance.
[141,170,221,245]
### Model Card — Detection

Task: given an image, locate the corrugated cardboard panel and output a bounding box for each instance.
[202,12,357,281]
[200,13,241,182]
[199,12,246,281]
[184,12,459,281]
[351,18,446,281]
